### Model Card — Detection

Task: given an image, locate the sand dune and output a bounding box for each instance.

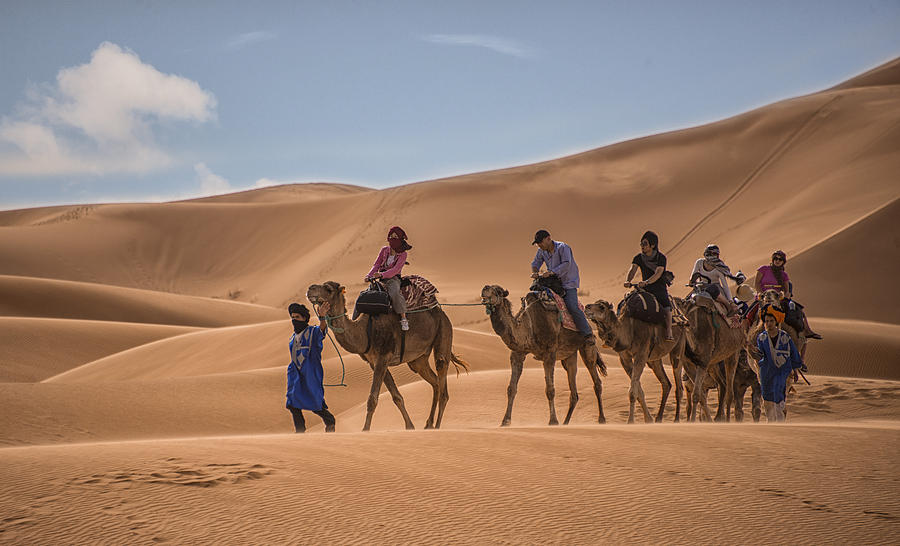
[1,58,899,545]
[0,318,200,382]
[788,197,900,324]
[180,182,372,204]
[0,275,281,326]
[0,60,897,310]
[803,318,900,380]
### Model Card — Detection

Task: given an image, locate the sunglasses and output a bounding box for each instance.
[773,257,784,262]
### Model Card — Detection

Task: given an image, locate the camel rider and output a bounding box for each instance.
[755,305,805,423]
[530,229,595,342]
[626,231,674,341]
[688,244,741,315]
[286,302,336,433]
[754,250,822,340]
[366,226,412,331]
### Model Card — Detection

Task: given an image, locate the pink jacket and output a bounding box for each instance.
[367,246,407,279]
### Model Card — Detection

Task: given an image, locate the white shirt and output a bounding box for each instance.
[690,258,733,300]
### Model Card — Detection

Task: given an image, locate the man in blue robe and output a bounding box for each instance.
[286,302,336,433]
[755,306,805,423]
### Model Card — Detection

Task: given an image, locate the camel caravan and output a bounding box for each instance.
[290,227,816,432]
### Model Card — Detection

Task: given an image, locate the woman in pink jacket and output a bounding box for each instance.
[365,226,412,330]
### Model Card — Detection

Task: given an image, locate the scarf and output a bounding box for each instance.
[291,320,309,334]
[704,256,733,277]
[766,329,788,368]
[640,250,661,273]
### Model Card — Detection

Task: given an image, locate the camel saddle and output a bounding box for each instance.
[691,293,742,329]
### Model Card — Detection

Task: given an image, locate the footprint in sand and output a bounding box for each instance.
[68,462,273,489]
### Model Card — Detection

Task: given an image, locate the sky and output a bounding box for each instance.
[1,0,898,209]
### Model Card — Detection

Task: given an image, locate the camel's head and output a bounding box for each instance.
[761,289,782,306]
[585,300,617,346]
[306,281,347,312]
[481,285,509,305]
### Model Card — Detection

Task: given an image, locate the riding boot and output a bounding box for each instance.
[664,309,674,341]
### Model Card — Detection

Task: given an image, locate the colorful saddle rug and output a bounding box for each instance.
[401,275,439,311]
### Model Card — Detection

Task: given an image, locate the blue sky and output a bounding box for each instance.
[1,1,898,209]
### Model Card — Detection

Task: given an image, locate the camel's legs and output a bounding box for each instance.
[671,354,684,423]
[364,360,414,430]
[630,354,654,424]
[501,352,526,427]
[648,358,671,423]
[561,354,579,425]
[578,345,606,424]
[689,365,708,422]
[433,350,451,429]
[543,355,560,426]
[734,382,747,422]
[363,362,389,432]
[382,369,415,430]
[407,354,441,429]
[719,353,739,423]
[620,355,637,423]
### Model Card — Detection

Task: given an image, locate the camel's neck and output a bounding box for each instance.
[610,319,631,353]
[327,298,371,355]
[489,298,527,351]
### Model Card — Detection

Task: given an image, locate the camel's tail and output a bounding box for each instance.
[682,341,706,370]
[450,352,470,377]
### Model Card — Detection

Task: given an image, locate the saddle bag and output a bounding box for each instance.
[354,283,392,316]
[624,291,665,325]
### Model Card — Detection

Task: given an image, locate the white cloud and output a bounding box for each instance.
[227,31,277,49]
[0,42,216,176]
[194,162,231,194]
[252,177,280,188]
[422,34,536,59]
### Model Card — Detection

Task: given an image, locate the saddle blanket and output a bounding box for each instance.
[402,275,439,311]
[546,289,582,332]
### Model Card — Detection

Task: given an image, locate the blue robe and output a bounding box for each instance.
[286,325,326,411]
[756,329,804,403]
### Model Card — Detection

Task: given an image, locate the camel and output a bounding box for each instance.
[584,296,690,423]
[674,294,750,422]
[306,281,469,431]
[480,285,607,426]
[684,349,762,422]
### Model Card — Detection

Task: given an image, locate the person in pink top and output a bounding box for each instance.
[365,226,412,330]
[754,250,822,340]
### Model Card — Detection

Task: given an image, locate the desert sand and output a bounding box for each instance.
[1,58,899,544]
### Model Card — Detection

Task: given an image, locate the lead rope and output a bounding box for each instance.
[313,303,348,387]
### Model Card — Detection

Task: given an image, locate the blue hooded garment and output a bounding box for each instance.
[286,325,326,411]
[756,329,804,404]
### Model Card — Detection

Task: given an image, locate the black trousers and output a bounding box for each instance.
[288,405,336,433]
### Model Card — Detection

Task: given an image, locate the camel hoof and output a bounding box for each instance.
[406,423,415,430]
[500,420,511,427]
[548,419,559,426]
[627,418,635,425]
[655,416,663,423]
[424,423,434,430]
[362,426,371,432]
[598,416,606,424]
